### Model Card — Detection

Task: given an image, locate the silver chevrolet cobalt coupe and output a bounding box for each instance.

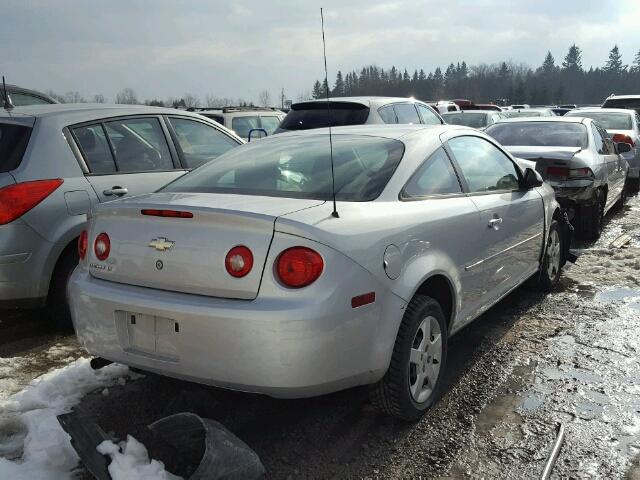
[70,124,567,420]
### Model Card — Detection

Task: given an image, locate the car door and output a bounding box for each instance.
[399,146,486,325]
[591,123,622,209]
[72,116,186,203]
[446,134,544,304]
[166,116,241,169]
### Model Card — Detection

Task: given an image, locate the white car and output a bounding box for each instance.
[190,106,286,141]
[275,97,444,133]
[566,107,640,191]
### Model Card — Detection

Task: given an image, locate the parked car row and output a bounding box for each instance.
[2,87,638,421]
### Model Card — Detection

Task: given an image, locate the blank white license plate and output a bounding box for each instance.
[116,311,179,361]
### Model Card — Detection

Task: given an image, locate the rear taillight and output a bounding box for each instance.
[78,230,88,260]
[94,233,110,261]
[569,167,594,179]
[0,179,63,225]
[546,166,569,177]
[612,133,635,146]
[276,247,324,288]
[225,246,253,278]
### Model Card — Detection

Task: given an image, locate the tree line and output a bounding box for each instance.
[311,45,640,105]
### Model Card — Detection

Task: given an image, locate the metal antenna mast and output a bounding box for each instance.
[321,8,339,218]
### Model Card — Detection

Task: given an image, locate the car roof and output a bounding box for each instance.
[568,107,635,115]
[275,123,469,140]
[495,116,588,124]
[291,96,428,108]
[3,103,193,117]
[606,95,640,100]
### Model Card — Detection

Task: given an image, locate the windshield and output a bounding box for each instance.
[486,122,588,148]
[567,112,632,130]
[278,102,370,130]
[0,123,32,172]
[162,134,404,201]
[442,113,488,128]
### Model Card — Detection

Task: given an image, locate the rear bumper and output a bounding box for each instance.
[69,269,406,398]
[0,222,52,303]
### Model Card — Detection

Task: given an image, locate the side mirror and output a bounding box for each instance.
[523,167,543,189]
[247,128,267,142]
[616,142,632,154]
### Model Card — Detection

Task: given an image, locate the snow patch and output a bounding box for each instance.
[97,436,180,480]
[0,359,129,479]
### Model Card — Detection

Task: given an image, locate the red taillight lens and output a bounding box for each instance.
[225,246,253,278]
[0,179,63,225]
[612,133,635,146]
[276,247,324,288]
[94,233,110,261]
[78,230,88,260]
[141,209,194,218]
[546,166,569,177]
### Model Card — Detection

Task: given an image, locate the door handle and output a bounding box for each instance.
[103,186,128,196]
[488,217,503,229]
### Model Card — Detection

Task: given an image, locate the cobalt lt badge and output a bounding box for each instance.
[156,259,163,270]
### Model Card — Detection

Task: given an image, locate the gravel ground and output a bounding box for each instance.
[1,194,639,479]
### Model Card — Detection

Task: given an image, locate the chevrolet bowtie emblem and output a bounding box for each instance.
[148,237,174,252]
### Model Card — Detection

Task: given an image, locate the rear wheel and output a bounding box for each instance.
[371,295,448,421]
[578,189,604,240]
[627,177,639,194]
[47,246,78,331]
[536,220,563,292]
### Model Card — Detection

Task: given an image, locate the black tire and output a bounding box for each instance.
[536,220,563,292]
[47,246,78,331]
[371,295,448,421]
[627,177,639,194]
[578,189,604,240]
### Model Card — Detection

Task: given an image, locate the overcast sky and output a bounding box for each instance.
[3,0,639,104]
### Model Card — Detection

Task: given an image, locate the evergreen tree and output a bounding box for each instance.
[540,51,557,75]
[604,45,626,73]
[333,71,345,96]
[312,80,323,99]
[631,49,640,73]
[562,44,583,72]
[321,79,329,97]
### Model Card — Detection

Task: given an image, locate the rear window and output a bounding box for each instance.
[603,98,640,113]
[279,102,370,130]
[568,112,632,130]
[162,134,404,201]
[442,113,488,128]
[0,123,32,172]
[486,122,588,148]
[10,93,53,106]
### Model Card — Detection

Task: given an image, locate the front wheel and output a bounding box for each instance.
[371,295,448,421]
[536,220,563,292]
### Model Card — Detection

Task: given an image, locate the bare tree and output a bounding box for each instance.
[45,90,67,103]
[296,91,311,102]
[183,93,200,109]
[115,88,138,104]
[257,90,271,107]
[93,94,106,103]
[64,91,85,103]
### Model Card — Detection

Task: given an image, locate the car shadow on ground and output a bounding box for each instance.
[69,285,547,479]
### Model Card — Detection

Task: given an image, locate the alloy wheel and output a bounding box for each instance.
[408,315,442,403]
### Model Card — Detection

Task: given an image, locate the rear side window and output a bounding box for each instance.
[232,116,260,138]
[378,105,397,124]
[0,123,32,173]
[279,102,370,130]
[417,105,442,125]
[104,118,173,172]
[169,117,239,168]
[402,147,461,198]
[74,124,116,173]
[394,104,420,124]
[73,117,174,174]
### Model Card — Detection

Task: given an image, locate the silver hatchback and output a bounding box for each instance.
[0,104,242,327]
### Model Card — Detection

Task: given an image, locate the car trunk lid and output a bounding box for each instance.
[88,193,325,299]
[503,146,582,180]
